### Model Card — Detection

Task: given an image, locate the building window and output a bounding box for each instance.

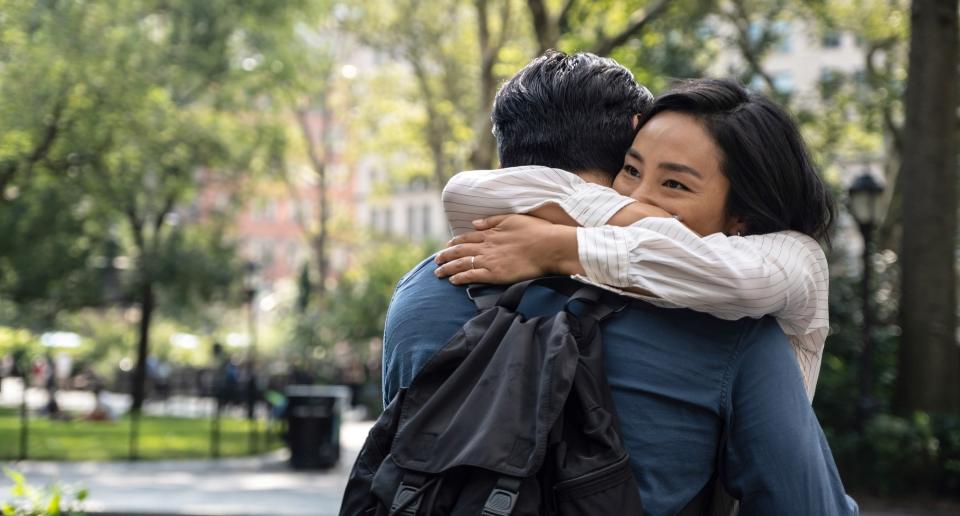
[822,32,842,49]
[407,205,417,238]
[819,68,843,99]
[383,207,392,234]
[772,71,794,94]
[369,208,379,231]
[746,22,763,45]
[422,204,432,238]
[773,21,792,53]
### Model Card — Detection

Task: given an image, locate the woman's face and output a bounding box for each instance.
[612,111,742,236]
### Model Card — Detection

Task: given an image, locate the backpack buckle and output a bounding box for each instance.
[481,486,518,516]
[390,482,422,515]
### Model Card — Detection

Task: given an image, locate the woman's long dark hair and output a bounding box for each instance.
[637,79,835,243]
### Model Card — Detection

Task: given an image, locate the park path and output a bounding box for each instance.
[1,376,369,515]
[3,378,959,515]
[1,419,372,515]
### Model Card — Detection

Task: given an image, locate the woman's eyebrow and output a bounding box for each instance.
[659,162,704,179]
[626,148,644,163]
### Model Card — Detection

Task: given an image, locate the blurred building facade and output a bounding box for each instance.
[353,161,449,244]
[347,16,872,248]
[189,109,357,293]
[707,16,865,103]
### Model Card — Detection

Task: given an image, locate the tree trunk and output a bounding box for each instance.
[315,106,330,295]
[410,57,449,187]
[469,0,508,170]
[131,279,154,413]
[296,106,330,296]
[526,0,560,55]
[894,0,960,414]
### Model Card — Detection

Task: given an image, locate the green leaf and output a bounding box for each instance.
[2,467,24,486]
[46,488,62,515]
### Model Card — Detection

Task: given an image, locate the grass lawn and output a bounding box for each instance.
[0,407,284,461]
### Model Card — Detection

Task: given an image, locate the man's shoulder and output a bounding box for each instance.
[385,253,477,341]
[393,253,464,302]
[382,253,479,404]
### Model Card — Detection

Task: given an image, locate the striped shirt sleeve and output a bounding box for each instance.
[576,217,829,398]
[441,166,829,398]
[441,166,635,235]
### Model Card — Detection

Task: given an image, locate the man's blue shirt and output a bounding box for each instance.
[382,256,857,516]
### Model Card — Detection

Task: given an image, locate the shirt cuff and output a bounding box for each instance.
[576,226,632,287]
[559,183,636,227]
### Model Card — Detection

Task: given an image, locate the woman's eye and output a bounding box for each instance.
[622,165,641,178]
[663,179,690,191]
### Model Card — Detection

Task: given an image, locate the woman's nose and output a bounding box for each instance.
[627,183,656,205]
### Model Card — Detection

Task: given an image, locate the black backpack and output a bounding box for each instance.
[339,277,644,515]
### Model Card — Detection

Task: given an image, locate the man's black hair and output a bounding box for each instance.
[638,79,835,242]
[491,50,653,179]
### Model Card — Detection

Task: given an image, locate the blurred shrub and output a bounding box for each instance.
[816,248,959,497]
[1,468,87,516]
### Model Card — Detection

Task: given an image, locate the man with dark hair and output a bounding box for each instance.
[491,51,651,176]
[382,51,857,515]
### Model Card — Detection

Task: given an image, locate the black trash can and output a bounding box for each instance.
[284,384,350,470]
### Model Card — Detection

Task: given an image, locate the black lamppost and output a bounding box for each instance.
[847,170,885,430]
[243,261,259,453]
[211,341,224,459]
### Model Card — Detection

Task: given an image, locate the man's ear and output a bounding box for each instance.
[632,113,642,129]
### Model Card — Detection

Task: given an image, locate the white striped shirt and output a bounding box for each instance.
[442,166,829,400]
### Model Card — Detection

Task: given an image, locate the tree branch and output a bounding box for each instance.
[408,55,448,186]
[154,194,176,235]
[590,0,673,56]
[723,0,778,93]
[526,0,554,53]
[557,0,578,35]
[0,94,68,197]
[126,204,146,253]
[865,37,904,155]
[495,0,512,52]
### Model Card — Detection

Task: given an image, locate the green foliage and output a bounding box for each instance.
[1,467,87,516]
[288,241,434,363]
[816,247,959,497]
[341,0,489,184]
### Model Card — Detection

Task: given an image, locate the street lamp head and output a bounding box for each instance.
[847,172,885,227]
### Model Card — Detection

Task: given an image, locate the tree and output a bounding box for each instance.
[893,0,959,413]
[0,0,323,416]
[342,0,488,187]
[284,239,430,386]
[526,0,674,56]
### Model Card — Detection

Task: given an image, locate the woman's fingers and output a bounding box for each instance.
[446,231,485,247]
[448,268,493,285]
[435,242,482,266]
[472,215,510,231]
[435,256,476,278]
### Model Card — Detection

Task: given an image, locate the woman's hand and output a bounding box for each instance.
[435,214,581,285]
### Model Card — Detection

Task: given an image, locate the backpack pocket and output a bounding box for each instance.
[553,455,643,515]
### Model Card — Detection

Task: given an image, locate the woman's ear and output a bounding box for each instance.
[632,113,642,129]
[725,217,747,237]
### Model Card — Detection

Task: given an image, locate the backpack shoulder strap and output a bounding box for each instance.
[466,276,629,315]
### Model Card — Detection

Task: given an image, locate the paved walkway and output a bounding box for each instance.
[3,379,959,515]
[1,420,372,515]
